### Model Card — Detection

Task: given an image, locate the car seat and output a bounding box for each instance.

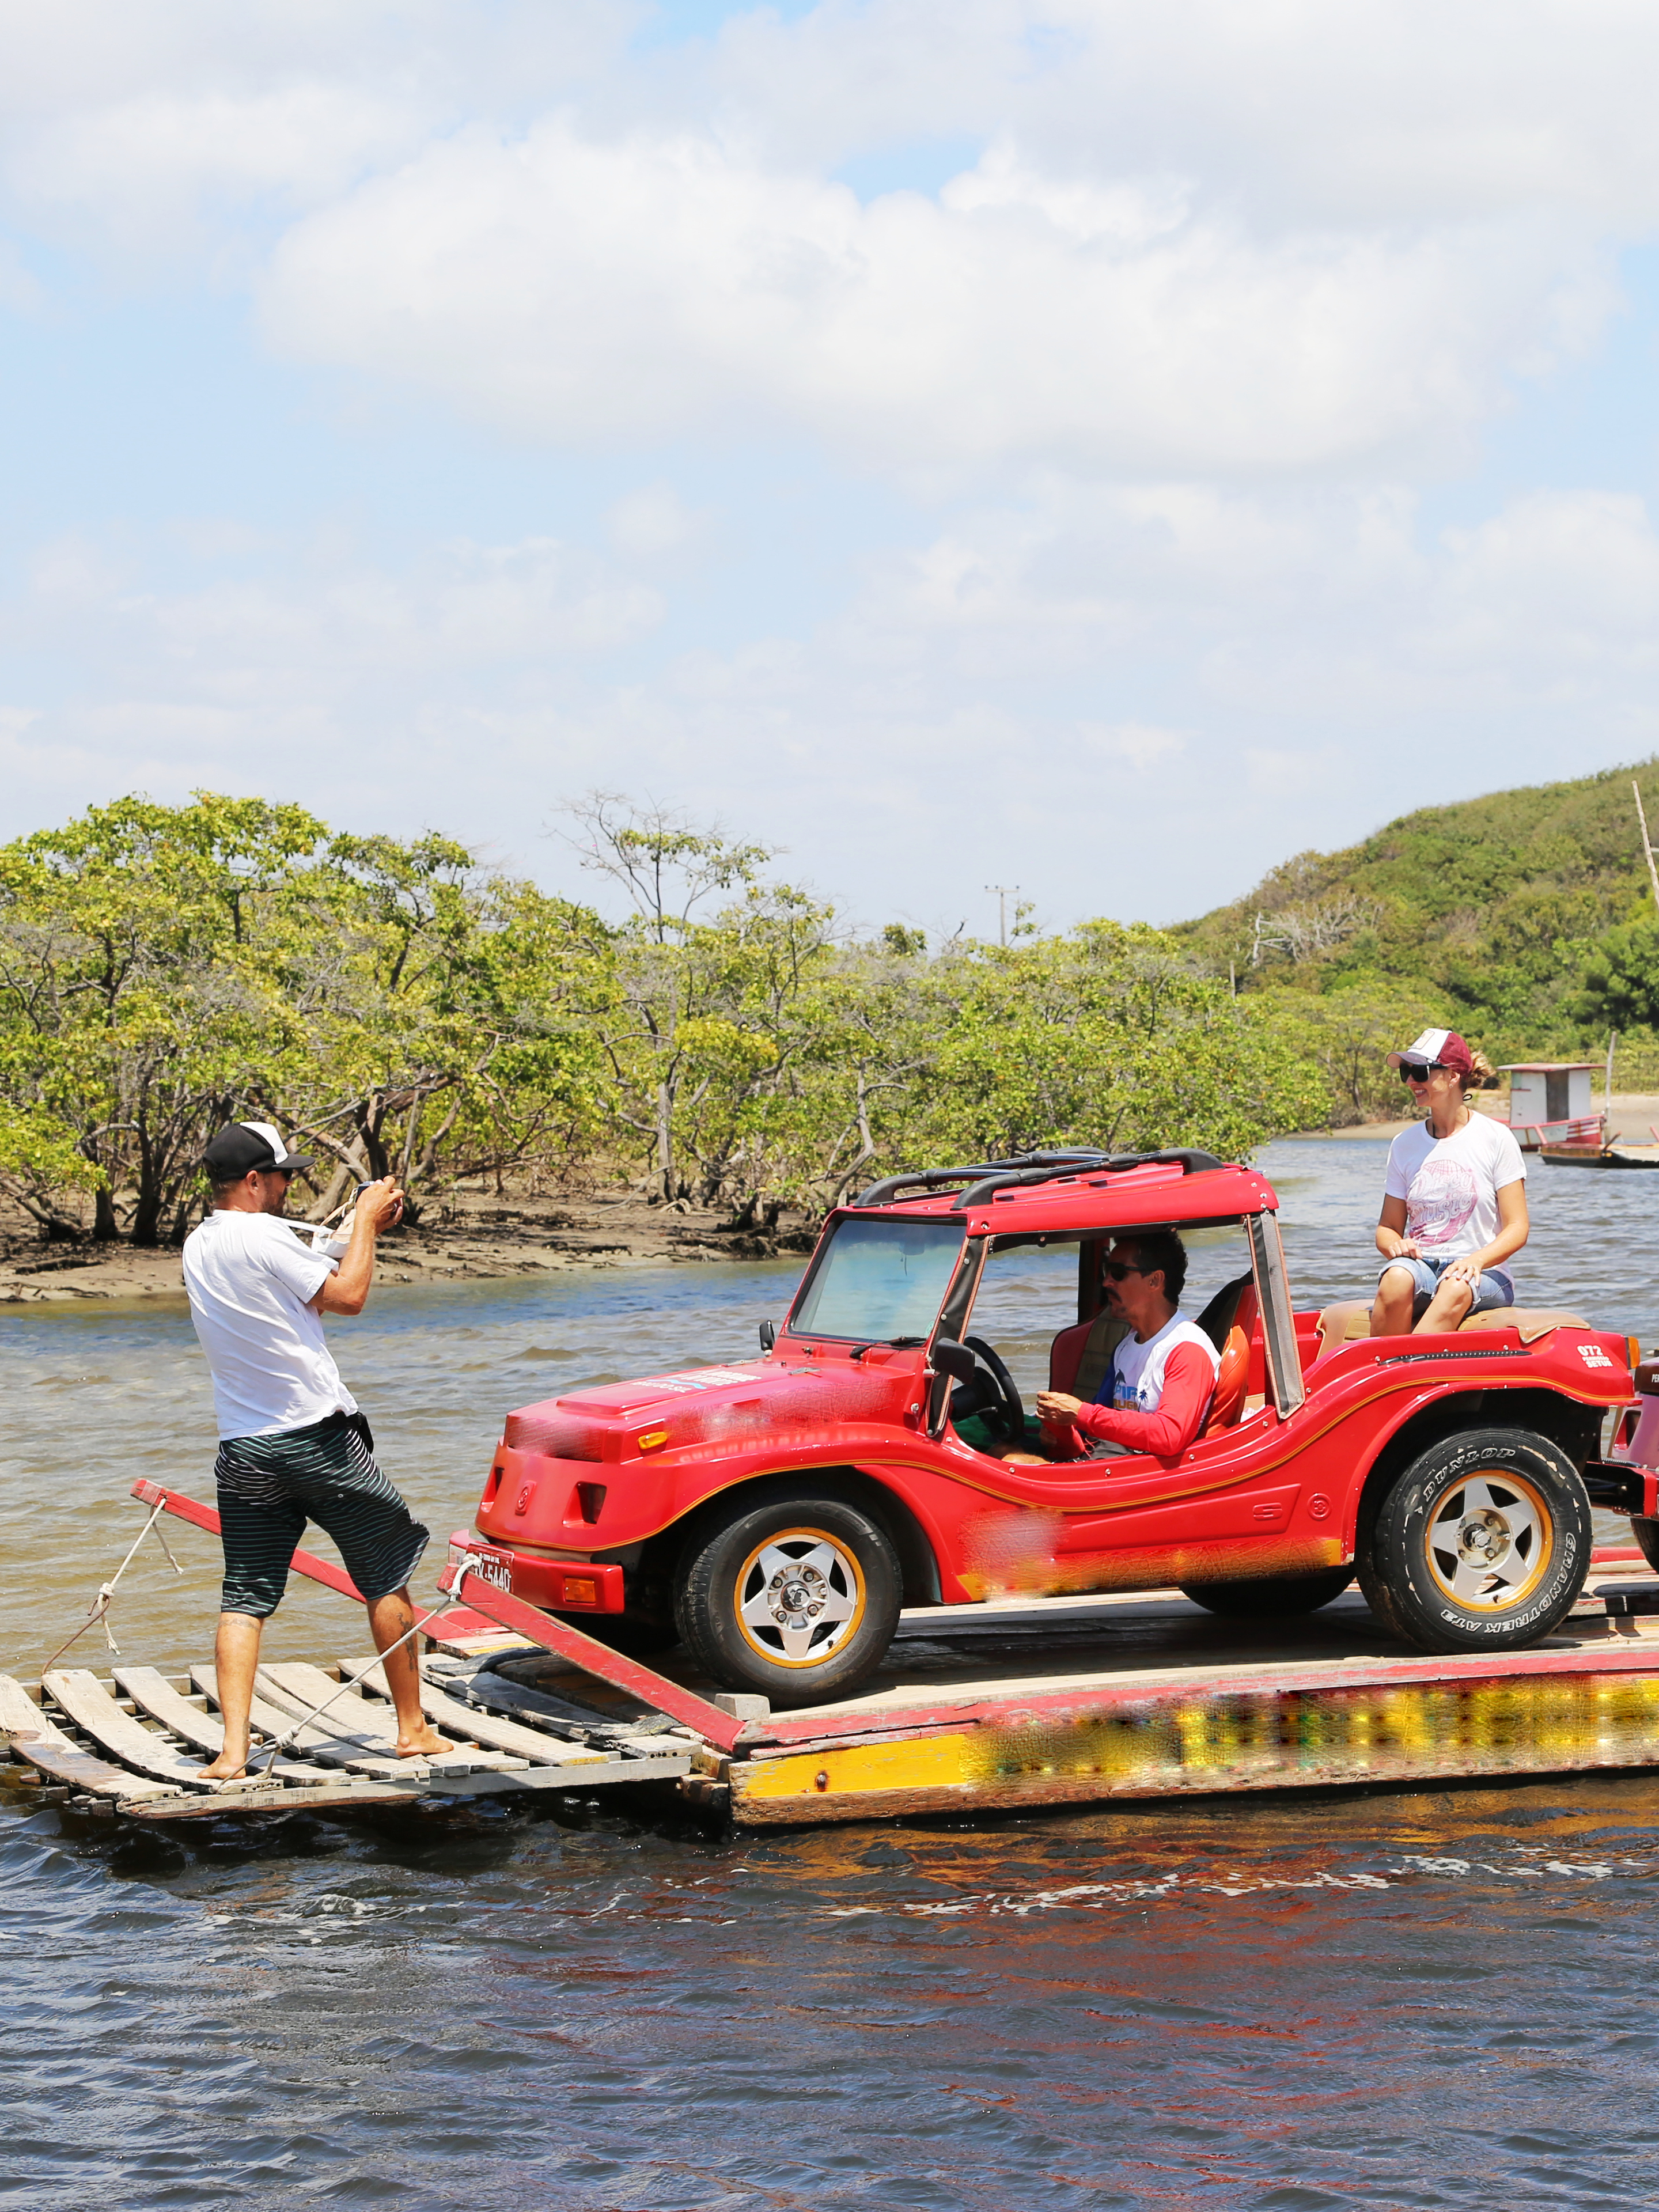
[1200,1325,1251,1435]
[1049,1309,1131,1400]
[1195,1274,1256,1435]
[1313,1298,1590,1359]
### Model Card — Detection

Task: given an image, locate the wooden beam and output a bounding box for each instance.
[130,1479,364,1602]
[441,1564,747,1752]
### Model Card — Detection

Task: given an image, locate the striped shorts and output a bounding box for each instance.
[214,1410,430,1619]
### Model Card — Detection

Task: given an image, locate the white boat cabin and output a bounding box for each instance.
[1499,1063,1602,1149]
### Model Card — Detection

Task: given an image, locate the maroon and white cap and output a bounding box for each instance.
[1386,1027,1475,1074]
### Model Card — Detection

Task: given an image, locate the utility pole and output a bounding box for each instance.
[985,885,1020,948]
[1634,782,1659,908]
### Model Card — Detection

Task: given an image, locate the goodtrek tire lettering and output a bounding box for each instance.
[1358,1426,1591,1656]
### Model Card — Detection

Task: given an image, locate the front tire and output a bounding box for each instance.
[1358,1427,1590,1653]
[1180,1565,1355,1618]
[674,1490,902,1706]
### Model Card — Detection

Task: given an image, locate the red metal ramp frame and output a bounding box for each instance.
[128,1480,745,1754]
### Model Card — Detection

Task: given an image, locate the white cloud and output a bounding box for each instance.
[9,480,1659,927]
[1082,722,1187,771]
[6,1,1659,930]
[256,116,1599,476]
[607,481,702,558]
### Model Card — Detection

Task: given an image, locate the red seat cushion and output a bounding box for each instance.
[1200,1325,1250,1435]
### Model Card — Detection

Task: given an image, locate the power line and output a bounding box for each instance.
[984,884,1020,948]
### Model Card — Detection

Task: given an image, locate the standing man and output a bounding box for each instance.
[181,1119,444,1781]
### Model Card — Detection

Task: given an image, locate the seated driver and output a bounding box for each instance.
[1035,1230,1220,1458]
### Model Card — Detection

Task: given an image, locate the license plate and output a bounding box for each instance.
[454,1546,513,1594]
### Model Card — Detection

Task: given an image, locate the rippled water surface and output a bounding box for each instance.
[5,1139,1659,2208]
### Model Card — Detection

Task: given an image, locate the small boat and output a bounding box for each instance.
[1540,1138,1659,1171]
[1501,1061,1607,1154]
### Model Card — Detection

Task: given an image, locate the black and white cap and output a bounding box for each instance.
[202,1120,313,1180]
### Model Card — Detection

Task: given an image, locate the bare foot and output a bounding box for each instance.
[199,1753,249,1783]
[394,1724,447,1759]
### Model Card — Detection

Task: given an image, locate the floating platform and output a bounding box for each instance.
[11,1553,1659,1826]
[0,1643,702,1821]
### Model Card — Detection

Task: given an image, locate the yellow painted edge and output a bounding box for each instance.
[737,1733,975,1802]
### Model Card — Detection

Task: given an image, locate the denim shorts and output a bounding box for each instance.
[1377,1254,1514,1319]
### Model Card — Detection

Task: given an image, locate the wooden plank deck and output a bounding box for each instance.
[15,1555,1659,1827]
[44,1669,225,1789]
[344,1657,619,1769]
[256,1661,529,1777]
[111,1666,340,1783]
[190,1664,418,1782]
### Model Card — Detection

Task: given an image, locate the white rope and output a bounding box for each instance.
[41,1497,184,1675]
[247,1591,454,1777]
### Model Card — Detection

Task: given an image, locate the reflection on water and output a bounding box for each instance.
[3,1141,1659,2207]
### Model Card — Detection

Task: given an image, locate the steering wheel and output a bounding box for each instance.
[949,1335,1026,1445]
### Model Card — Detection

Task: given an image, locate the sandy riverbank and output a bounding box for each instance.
[1297,1093,1659,1143]
[0,1186,817,1305]
[12,1097,1656,1304]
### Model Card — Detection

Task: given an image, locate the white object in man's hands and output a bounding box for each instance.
[306,1209,356,1260]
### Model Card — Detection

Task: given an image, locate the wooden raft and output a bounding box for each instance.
[0,1652,698,1820]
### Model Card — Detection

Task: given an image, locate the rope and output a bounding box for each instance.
[247,1590,455,1777]
[41,1497,185,1675]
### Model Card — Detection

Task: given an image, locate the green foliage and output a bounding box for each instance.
[1252,979,1462,1127]
[1575,915,1659,1032]
[0,791,1340,1244]
[1175,757,1659,1060]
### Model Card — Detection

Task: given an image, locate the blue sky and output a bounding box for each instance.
[4,0,1659,937]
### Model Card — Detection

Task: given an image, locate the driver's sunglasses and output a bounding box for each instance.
[1399,1063,1444,1084]
[1102,1260,1145,1281]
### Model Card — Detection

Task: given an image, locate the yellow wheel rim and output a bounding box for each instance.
[733,1527,867,1669]
[1422,1465,1554,1612]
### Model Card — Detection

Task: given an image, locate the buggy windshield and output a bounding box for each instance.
[790,1217,964,1343]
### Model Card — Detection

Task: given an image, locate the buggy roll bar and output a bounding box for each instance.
[854,1150,1108,1208]
[948,1149,1227,1211]
[853,1147,1226,1211]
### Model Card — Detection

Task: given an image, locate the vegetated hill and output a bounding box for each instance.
[1173,757,1659,1064]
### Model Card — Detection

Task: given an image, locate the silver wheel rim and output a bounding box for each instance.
[1424,1469,1552,1610]
[734,1528,866,1668]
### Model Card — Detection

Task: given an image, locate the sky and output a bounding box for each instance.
[3,0,1659,940]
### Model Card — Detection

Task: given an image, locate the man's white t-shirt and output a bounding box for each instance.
[1106,1312,1221,1411]
[183,1210,353,1441]
[1382,1113,1527,1264]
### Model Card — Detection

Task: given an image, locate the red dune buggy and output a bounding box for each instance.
[457,1149,1653,1705]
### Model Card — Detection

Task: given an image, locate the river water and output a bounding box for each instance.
[5,1139,1659,2209]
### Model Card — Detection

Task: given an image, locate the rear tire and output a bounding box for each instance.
[1179,1565,1355,1618]
[1631,1518,1659,1575]
[1357,1426,1590,1652]
[674,1489,902,1706]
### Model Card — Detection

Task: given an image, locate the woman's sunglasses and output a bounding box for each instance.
[1399,1063,1445,1084]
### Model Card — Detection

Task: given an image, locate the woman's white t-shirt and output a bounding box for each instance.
[182,1209,351,1440]
[1382,1112,1527,1263]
